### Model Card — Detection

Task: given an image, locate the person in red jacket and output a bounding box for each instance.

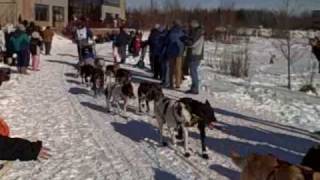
[0,119,50,161]
[133,33,142,57]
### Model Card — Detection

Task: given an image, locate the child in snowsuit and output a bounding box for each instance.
[30,31,42,71]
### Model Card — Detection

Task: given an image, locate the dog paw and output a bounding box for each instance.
[162,142,168,147]
[202,153,209,160]
[184,152,191,158]
[120,112,128,118]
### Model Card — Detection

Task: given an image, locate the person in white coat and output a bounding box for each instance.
[0,25,6,55]
[185,20,205,95]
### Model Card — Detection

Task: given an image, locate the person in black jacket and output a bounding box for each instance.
[311,37,320,73]
[0,136,50,161]
[0,82,50,161]
[115,27,129,64]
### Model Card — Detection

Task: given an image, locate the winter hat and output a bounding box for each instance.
[154,24,160,29]
[17,24,26,31]
[191,20,200,28]
[32,31,41,39]
[173,19,182,26]
[159,26,165,32]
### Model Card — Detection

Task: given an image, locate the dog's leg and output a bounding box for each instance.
[146,100,150,113]
[81,75,84,84]
[123,97,128,116]
[169,128,176,147]
[106,89,112,113]
[198,123,209,159]
[114,97,121,115]
[183,127,190,158]
[106,97,111,113]
[138,97,142,113]
[176,126,183,140]
[158,120,167,146]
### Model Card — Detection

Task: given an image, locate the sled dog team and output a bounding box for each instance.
[79,63,320,180]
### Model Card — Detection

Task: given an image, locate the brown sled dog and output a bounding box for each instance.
[230,152,320,180]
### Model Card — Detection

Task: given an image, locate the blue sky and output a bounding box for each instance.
[127,0,320,12]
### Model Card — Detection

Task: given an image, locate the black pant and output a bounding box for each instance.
[150,53,154,72]
[45,42,52,55]
[118,46,127,63]
[313,48,320,73]
[153,55,161,79]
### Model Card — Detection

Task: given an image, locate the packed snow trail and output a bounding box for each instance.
[0,36,318,180]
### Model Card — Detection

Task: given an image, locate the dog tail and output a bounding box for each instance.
[230,151,247,170]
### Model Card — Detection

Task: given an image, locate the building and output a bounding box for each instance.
[0,0,126,28]
[69,0,102,21]
[69,0,126,21]
[0,0,68,29]
[101,0,126,21]
[0,0,16,25]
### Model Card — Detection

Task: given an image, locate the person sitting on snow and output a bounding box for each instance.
[0,117,50,161]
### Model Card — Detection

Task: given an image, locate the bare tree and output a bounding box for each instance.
[162,0,182,24]
[273,0,299,90]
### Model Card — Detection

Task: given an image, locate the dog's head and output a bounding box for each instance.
[0,68,11,86]
[113,63,120,72]
[201,100,217,129]
[230,151,248,170]
[175,102,192,124]
[149,88,164,102]
[301,145,320,172]
[146,85,163,101]
[106,64,120,74]
[122,82,135,99]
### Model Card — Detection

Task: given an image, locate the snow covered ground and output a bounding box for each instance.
[202,37,320,133]
[0,35,319,180]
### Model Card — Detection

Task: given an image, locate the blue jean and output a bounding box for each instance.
[188,58,201,91]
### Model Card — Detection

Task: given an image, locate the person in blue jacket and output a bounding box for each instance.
[163,20,186,89]
[148,24,167,79]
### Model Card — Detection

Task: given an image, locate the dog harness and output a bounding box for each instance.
[266,156,315,180]
[183,103,203,127]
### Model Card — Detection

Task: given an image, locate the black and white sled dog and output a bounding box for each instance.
[105,64,120,85]
[105,81,135,115]
[105,64,131,86]
[91,67,105,96]
[115,68,131,84]
[178,97,217,159]
[80,64,95,86]
[138,82,162,113]
[153,90,193,157]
